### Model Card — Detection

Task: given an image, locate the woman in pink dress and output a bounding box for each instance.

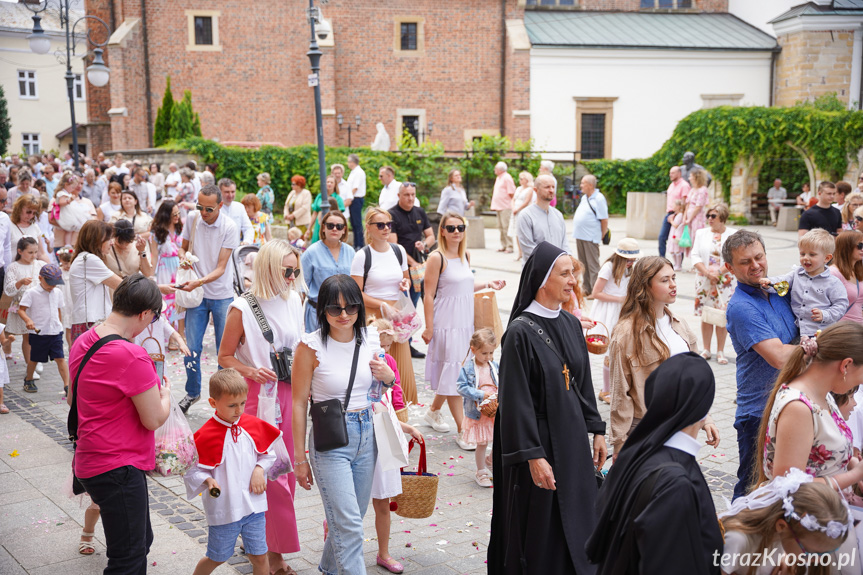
[683,169,710,258]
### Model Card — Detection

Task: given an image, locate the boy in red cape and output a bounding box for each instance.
[184,369,281,575]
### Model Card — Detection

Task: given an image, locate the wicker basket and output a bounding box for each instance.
[395,407,409,423]
[393,440,439,519]
[480,398,498,418]
[585,321,610,355]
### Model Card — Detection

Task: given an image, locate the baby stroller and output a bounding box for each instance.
[232,244,260,295]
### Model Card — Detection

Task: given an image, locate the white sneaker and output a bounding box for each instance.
[32,371,41,380]
[456,432,476,451]
[36,363,44,373]
[423,409,451,433]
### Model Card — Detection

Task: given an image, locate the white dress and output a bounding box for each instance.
[589,261,630,346]
[425,256,474,395]
[58,195,96,232]
[4,260,46,334]
[370,388,403,500]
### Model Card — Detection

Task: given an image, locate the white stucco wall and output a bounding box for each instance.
[529,48,773,161]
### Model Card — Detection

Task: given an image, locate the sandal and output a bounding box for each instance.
[0,404,9,414]
[699,349,711,361]
[598,391,611,404]
[716,351,728,365]
[79,531,96,555]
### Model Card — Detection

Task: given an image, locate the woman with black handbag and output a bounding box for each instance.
[292,274,395,575]
[218,239,304,575]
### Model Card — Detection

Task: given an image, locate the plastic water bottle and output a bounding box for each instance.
[368,350,387,402]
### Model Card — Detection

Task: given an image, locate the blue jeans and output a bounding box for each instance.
[184,297,231,397]
[350,197,365,249]
[310,407,376,575]
[658,210,673,259]
[733,415,761,500]
[79,466,152,575]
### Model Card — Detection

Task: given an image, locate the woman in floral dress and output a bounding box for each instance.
[683,168,710,258]
[149,201,184,334]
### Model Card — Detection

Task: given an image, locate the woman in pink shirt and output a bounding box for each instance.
[68,275,171,573]
[829,230,863,324]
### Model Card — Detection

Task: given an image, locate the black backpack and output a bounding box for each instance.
[361,243,403,289]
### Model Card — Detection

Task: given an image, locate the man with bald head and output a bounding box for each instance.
[572,174,608,295]
[658,166,690,259]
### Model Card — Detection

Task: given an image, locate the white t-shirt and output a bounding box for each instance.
[598,261,629,298]
[100,201,121,222]
[378,180,402,211]
[347,166,366,198]
[69,252,114,324]
[19,284,64,335]
[223,201,254,244]
[349,245,407,301]
[133,315,175,352]
[229,291,304,372]
[164,171,181,196]
[656,314,689,357]
[337,179,351,202]
[181,212,239,300]
[302,326,380,412]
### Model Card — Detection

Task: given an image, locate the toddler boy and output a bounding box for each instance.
[184,369,281,575]
[759,229,848,336]
[17,264,69,394]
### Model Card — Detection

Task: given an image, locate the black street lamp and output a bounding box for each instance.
[307,0,331,215]
[337,114,361,148]
[412,118,434,143]
[26,1,111,173]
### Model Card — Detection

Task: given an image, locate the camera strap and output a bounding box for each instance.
[242,292,274,346]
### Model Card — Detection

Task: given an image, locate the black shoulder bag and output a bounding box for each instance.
[584,194,611,245]
[308,332,362,452]
[243,292,292,381]
[67,334,125,494]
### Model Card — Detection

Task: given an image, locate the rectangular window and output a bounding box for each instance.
[402,115,420,142]
[22,133,40,156]
[194,16,213,45]
[400,23,417,51]
[641,0,692,7]
[73,74,84,101]
[580,113,606,160]
[18,70,37,99]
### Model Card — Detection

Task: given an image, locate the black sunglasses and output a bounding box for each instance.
[150,307,161,324]
[372,221,393,230]
[196,204,217,214]
[444,224,466,233]
[858,242,863,250]
[706,213,718,219]
[402,182,417,188]
[325,303,361,317]
[325,222,346,231]
[856,216,863,222]
[282,267,301,279]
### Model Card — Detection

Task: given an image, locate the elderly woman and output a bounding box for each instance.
[69,274,171,573]
[174,167,197,221]
[218,240,304,575]
[284,175,312,234]
[691,202,736,364]
[10,193,50,263]
[292,274,395,575]
[302,210,354,332]
[110,190,152,238]
[306,175,345,244]
[437,169,474,216]
[68,220,122,342]
[7,169,33,210]
[842,191,863,230]
[105,220,153,279]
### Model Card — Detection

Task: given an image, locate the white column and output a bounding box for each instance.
[850,26,863,110]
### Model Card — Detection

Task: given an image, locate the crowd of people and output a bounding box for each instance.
[7,148,863,575]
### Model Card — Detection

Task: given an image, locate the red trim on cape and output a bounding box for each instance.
[193,414,281,469]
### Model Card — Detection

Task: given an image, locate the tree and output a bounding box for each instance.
[169,90,203,141]
[153,76,174,146]
[0,86,10,157]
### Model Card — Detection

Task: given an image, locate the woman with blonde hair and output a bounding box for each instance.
[350,206,416,403]
[10,194,50,263]
[218,239,304,575]
[842,191,863,231]
[421,212,505,449]
[609,256,719,460]
[830,230,863,324]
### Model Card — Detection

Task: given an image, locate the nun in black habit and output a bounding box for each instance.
[487,242,608,574]
[585,352,723,575]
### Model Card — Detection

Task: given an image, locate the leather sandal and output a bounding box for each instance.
[716,351,728,365]
[79,531,96,555]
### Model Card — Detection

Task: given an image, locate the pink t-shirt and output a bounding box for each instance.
[830,266,863,324]
[70,328,160,478]
[666,178,691,212]
[490,172,516,211]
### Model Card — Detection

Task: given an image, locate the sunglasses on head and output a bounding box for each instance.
[372,221,393,230]
[706,213,718,219]
[325,303,361,317]
[444,224,466,233]
[325,222,345,231]
[282,267,301,279]
[402,182,417,188]
[196,204,217,213]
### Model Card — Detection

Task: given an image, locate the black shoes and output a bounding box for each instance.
[410,346,426,359]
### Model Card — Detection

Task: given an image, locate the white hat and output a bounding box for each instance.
[615,238,640,259]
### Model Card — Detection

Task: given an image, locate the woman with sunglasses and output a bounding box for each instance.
[301,210,354,332]
[110,190,152,239]
[421,212,505,449]
[218,239,304,575]
[841,191,863,231]
[306,175,346,244]
[829,230,863,325]
[292,274,395,575]
[350,207,417,404]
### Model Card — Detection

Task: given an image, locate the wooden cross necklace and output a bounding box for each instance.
[562,363,570,390]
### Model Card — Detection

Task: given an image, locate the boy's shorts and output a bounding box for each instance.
[29,333,64,363]
[207,511,267,562]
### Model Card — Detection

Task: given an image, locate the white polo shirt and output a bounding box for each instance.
[223,201,254,244]
[378,180,402,211]
[347,165,366,199]
[181,211,239,300]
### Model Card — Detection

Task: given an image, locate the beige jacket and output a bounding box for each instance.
[285,188,312,227]
[608,309,713,451]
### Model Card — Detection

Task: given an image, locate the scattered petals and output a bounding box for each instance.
[9,450,19,457]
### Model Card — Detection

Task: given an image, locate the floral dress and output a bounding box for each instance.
[686,186,710,245]
[175,182,196,221]
[694,232,736,316]
[763,385,853,480]
[252,211,269,245]
[155,230,183,323]
[257,185,274,222]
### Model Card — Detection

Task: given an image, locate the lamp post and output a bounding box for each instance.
[26,1,111,173]
[307,0,331,215]
[337,114,361,148]
[412,118,434,143]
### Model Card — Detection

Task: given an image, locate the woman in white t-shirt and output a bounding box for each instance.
[217,239,305,574]
[350,207,416,404]
[97,181,123,223]
[291,274,395,575]
[68,220,122,342]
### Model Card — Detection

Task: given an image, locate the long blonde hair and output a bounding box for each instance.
[250,239,304,300]
[436,212,467,262]
[617,256,674,361]
[754,322,863,488]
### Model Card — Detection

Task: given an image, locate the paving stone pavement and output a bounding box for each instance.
[0,220,802,573]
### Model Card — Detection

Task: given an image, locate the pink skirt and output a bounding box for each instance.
[462,413,494,445]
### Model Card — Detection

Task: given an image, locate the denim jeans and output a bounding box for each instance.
[350,197,365,249]
[184,297,231,397]
[79,465,153,575]
[310,407,376,575]
[733,415,761,500]
[658,210,674,259]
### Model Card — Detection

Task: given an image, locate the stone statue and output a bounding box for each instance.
[681,151,711,186]
[371,122,391,151]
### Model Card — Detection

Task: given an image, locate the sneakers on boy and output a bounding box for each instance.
[456,431,476,451]
[35,362,43,374]
[23,379,37,393]
[32,371,40,380]
[178,394,200,414]
[423,409,451,433]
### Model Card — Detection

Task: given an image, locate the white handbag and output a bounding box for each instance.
[372,392,409,471]
[174,213,204,309]
[701,306,726,328]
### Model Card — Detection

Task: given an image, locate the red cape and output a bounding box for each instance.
[194,414,281,469]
